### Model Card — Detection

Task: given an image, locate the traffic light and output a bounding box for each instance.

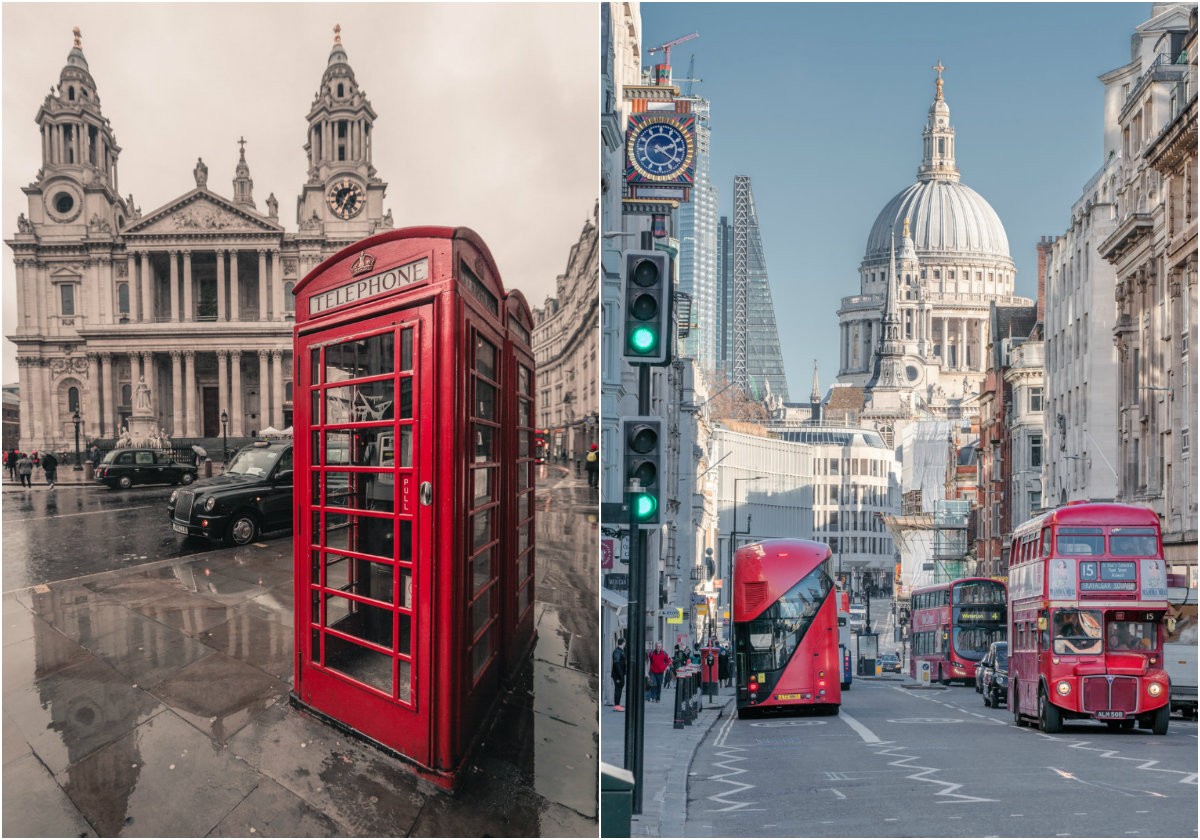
[621,416,663,525]
[623,250,672,365]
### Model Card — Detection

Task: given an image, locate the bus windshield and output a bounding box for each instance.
[954,625,1005,661]
[1053,608,1103,654]
[737,561,833,673]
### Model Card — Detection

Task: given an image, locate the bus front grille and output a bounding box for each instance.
[1082,675,1139,713]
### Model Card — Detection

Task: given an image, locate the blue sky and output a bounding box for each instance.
[642,2,1152,399]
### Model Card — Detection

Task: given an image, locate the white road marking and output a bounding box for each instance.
[7,503,159,522]
[839,709,881,743]
[817,788,846,800]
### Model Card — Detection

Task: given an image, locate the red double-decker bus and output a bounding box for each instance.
[1008,501,1171,734]
[733,539,841,717]
[908,578,1007,685]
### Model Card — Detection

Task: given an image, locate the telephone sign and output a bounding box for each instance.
[291,227,535,790]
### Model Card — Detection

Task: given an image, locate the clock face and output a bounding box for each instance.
[326,179,365,219]
[629,120,691,180]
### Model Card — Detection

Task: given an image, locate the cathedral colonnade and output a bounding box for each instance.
[840,311,990,375]
[121,247,288,324]
[18,347,293,448]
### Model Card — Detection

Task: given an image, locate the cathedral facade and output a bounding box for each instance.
[839,66,1032,429]
[6,27,393,452]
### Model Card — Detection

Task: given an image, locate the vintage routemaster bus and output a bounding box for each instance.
[290,226,537,788]
[733,539,842,716]
[908,578,1007,685]
[1007,501,1170,734]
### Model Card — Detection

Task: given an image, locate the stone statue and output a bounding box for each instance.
[116,429,133,449]
[160,428,172,450]
[194,157,208,189]
[266,193,278,218]
[134,376,152,412]
[17,213,32,233]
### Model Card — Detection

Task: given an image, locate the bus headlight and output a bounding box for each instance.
[1056,680,1072,697]
[1147,682,1164,698]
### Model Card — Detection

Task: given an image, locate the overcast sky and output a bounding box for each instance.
[1,3,598,385]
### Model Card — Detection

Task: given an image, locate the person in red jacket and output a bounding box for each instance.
[647,642,671,702]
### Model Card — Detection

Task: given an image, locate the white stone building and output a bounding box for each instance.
[6,29,393,452]
[1100,3,1196,571]
[1004,338,1046,525]
[532,206,600,461]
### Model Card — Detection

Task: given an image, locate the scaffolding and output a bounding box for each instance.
[883,498,972,598]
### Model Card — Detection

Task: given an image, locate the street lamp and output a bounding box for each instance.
[72,410,82,471]
[220,409,229,462]
[726,475,765,639]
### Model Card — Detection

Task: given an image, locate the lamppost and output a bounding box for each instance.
[220,409,229,462]
[726,475,765,639]
[72,410,82,471]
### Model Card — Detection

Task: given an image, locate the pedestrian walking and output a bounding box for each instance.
[647,641,671,702]
[585,443,599,488]
[611,639,627,711]
[41,451,59,488]
[718,645,731,688]
[88,443,100,466]
[16,452,33,488]
[5,448,17,481]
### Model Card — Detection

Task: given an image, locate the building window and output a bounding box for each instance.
[60,284,75,316]
[1183,428,1190,457]
[284,281,296,312]
[1029,386,1043,413]
[1030,434,1043,468]
[117,282,130,315]
[121,383,132,407]
[68,386,79,413]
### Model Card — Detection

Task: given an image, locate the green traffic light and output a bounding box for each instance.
[632,492,658,520]
[629,325,657,354]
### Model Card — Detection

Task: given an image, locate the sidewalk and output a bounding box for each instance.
[600,681,735,837]
[3,497,596,836]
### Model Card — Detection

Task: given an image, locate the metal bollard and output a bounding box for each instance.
[673,669,686,729]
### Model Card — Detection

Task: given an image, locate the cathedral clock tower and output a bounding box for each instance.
[295,25,390,246]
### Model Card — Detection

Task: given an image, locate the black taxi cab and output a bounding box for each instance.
[167,439,293,546]
[96,448,198,490]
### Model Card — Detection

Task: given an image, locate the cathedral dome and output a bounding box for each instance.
[863,179,1010,263]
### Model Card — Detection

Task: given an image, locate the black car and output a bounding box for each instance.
[167,440,293,546]
[976,646,995,693]
[877,652,902,673]
[981,641,1009,708]
[96,448,198,490]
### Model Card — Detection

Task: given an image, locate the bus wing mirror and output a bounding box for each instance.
[1037,617,1048,631]
[1166,617,1177,634]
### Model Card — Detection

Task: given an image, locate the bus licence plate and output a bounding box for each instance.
[1095,710,1126,719]
[172,524,189,535]
[775,693,805,700]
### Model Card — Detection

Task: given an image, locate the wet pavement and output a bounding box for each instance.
[2,465,598,836]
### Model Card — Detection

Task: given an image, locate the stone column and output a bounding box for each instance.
[40,360,55,447]
[168,250,180,322]
[231,351,244,435]
[140,252,153,322]
[183,350,197,437]
[258,350,271,430]
[86,352,101,438]
[271,349,285,429]
[257,250,268,320]
[938,317,947,366]
[272,251,285,319]
[16,358,34,448]
[125,253,137,321]
[216,250,227,322]
[978,319,987,372]
[101,353,114,436]
[959,318,967,370]
[217,350,230,425]
[229,251,241,321]
[182,251,193,322]
[171,350,184,437]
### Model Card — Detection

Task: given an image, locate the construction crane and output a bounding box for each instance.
[647,32,698,67]
[679,53,702,97]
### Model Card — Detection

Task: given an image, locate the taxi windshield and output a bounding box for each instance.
[226,446,283,478]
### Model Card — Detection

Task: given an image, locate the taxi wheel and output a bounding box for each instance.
[180,472,194,485]
[118,476,133,489]
[225,512,260,546]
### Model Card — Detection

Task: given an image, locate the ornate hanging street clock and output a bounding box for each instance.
[625,113,695,184]
[326,178,365,219]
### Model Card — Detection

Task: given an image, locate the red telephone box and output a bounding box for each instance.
[290,226,536,790]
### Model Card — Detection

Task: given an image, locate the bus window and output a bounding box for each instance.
[1038,613,1050,651]
[1109,527,1157,556]
[1041,528,1052,557]
[1053,608,1102,654]
[1057,528,1104,557]
[1106,619,1154,651]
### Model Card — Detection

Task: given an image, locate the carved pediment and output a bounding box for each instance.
[124,189,283,236]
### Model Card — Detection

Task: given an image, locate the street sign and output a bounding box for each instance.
[621,534,630,564]
[601,539,614,570]
[605,573,629,590]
